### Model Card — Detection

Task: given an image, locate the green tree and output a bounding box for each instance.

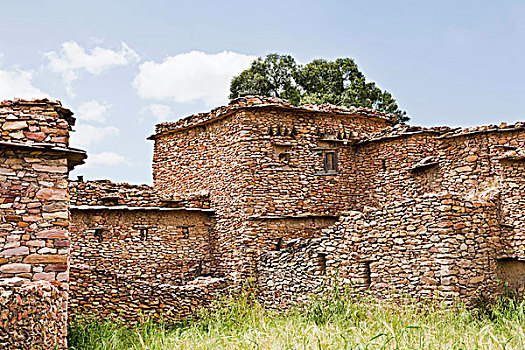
[230,54,408,122]
[229,54,301,105]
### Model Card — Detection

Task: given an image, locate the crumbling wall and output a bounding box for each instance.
[70,271,225,323]
[258,193,501,307]
[0,99,84,349]
[70,179,211,209]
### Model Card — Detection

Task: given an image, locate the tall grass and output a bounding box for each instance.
[68,287,525,349]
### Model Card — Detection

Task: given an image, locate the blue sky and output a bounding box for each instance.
[1,0,524,184]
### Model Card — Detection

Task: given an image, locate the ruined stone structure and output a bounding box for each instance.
[2,95,525,346]
[68,179,221,321]
[67,95,525,324]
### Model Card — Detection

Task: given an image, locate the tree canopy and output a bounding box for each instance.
[230,54,408,122]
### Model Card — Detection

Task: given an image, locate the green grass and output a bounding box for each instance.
[68,288,525,349]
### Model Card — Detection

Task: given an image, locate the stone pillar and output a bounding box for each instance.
[0,99,86,349]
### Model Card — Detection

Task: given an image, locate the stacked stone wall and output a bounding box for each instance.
[70,179,211,209]
[70,209,214,283]
[68,179,217,322]
[240,109,390,217]
[0,99,74,147]
[355,129,525,259]
[152,106,391,282]
[258,193,501,307]
[69,270,225,323]
[0,99,84,349]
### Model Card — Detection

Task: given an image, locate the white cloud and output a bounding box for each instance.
[133,51,256,105]
[84,151,129,168]
[71,124,119,147]
[0,69,49,100]
[76,100,111,123]
[45,41,140,96]
[148,104,172,120]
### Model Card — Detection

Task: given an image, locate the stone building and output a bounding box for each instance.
[2,95,525,346]
[68,95,525,322]
[0,99,86,349]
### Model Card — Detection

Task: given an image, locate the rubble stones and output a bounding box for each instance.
[0,281,67,350]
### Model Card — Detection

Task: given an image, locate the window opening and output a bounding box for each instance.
[323,151,337,173]
[140,228,148,241]
[275,237,282,251]
[94,228,104,242]
[182,226,190,239]
[318,253,327,274]
[278,152,290,164]
[364,261,372,288]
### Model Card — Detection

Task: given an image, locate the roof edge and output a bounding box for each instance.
[149,96,397,140]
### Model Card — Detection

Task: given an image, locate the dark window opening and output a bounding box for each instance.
[275,237,282,251]
[381,159,386,170]
[318,253,327,274]
[364,261,372,288]
[94,228,104,242]
[278,152,290,164]
[140,228,148,241]
[182,226,190,239]
[323,151,337,173]
[196,260,203,276]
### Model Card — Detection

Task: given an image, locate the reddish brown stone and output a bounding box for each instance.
[36,188,67,201]
[24,132,46,141]
[36,230,68,239]
[24,254,68,264]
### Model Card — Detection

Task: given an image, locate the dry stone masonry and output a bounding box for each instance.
[68,179,218,323]
[2,95,525,347]
[0,99,85,349]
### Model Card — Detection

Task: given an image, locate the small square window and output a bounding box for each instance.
[94,228,104,242]
[278,152,290,164]
[318,253,327,274]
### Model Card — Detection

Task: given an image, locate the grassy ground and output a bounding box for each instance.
[68,288,525,350]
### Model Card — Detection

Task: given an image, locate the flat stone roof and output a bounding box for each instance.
[149,95,398,139]
[357,122,525,145]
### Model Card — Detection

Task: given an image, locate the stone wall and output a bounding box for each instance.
[70,209,214,281]
[69,272,225,323]
[0,99,74,147]
[68,179,217,322]
[258,192,501,307]
[150,97,393,282]
[0,99,85,349]
[256,122,525,307]
[70,179,211,209]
